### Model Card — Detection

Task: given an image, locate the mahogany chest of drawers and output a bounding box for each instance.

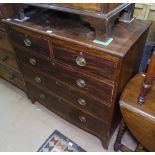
[4,7,151,149]
[0,4,25,91]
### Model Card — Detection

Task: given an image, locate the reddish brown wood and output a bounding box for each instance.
[0,63,25,91]
[0,4,26,92]
[0,31,14,53]
[10,28,50,57]
[20,63,112,122]
[120,74,155,151]
[0,4,15,31]
[0,48,18,70]
[26,82,109,139]
[14,49,114,105]
[138,50,155,104]
[3,6,151,150]
[29,3,134,41]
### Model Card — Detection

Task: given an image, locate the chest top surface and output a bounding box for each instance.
[4,8,151,57]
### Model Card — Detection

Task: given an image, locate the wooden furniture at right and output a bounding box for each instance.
[114,49,155,151]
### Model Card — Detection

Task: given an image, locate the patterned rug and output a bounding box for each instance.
[37,130,86,152]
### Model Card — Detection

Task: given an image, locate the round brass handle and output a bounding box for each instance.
[1,55,8,62]
[9,74,14,80]
[76,79,86,88]
[29,58,37,66]
[77,98,86,106]
[35,76,41,83]
[79,116,86,123]
[76,56,86,66]
[40,93,45,99]
[24,38,31,47]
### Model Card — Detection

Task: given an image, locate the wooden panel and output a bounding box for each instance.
[27,83,108,138]
[0,64,25,90]
[52,3,121,14]
[0,31,14,53]
[52,41,118,81]
[0,4,15,31]
[9,28,50,57]
[0,48,18,70]
[15,49,113,105]
[120,74,155,151]
[58,3,102,12]
[20,64,111,122]
[134,3,155,20]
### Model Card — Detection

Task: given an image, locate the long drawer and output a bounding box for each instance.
[0,31,14,53]
[27,82,108,138]
[0,64,25,90]
[9,27,51,57]
[52,39,119,81]
[0,48,18,70]
[20,64,111,122]
[15,49,114,105]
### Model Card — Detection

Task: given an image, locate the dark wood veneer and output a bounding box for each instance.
[20,64,111,122]
[0,48,18,70]
[53,42,117,81]
[0,63,25,90]
[3,6,151,149]
[15,49,114,105]
[10,28,51,57]
[26,83,108,138]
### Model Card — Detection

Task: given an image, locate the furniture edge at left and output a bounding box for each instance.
[0,4,26,92]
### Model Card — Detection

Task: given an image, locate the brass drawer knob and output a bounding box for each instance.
[77,98,86,106]
[29,58,37,66]
[9,74,14,80]
[77,79,86,88]
[79,116,86,123]
[35,76,41,83]
[24,38,31,47]
[76,56,86,66]
[1,55,8,62]
[40,93,45,99]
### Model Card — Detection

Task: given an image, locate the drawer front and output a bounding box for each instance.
[0,48,18,70]
[0,22,5,31]
[9,28,50,57]
[15,49,113,105]
[27,83,108,138]
[0,31,14,53]
[20,64,111,122]
[52,42,118,81]
[0,64,25,90]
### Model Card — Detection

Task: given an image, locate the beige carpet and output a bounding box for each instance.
[0,78,137,152]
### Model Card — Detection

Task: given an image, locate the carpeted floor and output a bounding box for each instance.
[0,78,137,152]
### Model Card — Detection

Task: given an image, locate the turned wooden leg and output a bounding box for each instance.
[114,119,126,151]
[138,50,155,104]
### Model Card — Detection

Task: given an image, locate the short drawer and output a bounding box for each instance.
[20,64,111,122]
[0,48,18,70]
[27,83,108,138]
[0,31,14,53]
[9,27,50,57]
[15,49,113,105]
[52,41,118,81]
[0,64,25,90]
